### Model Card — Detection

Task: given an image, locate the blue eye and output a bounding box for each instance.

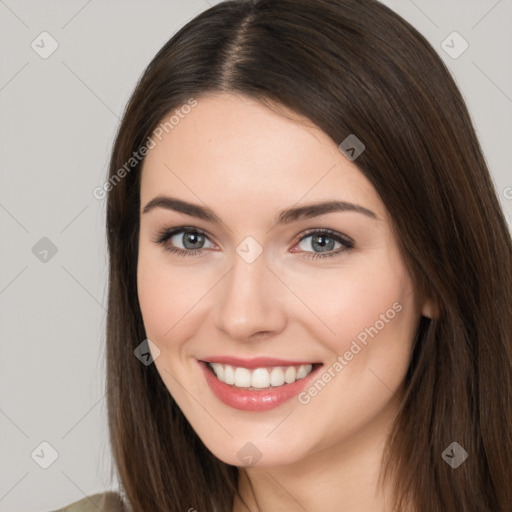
[152,226,354,260]
[153,227,213,257]
[294,229,354,259]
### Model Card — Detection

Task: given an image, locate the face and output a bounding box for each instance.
[137,92,431,467]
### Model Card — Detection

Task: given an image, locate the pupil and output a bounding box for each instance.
[184,232,203,249]
[313,235,334,252]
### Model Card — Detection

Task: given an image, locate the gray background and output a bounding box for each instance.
[1,1,510,510]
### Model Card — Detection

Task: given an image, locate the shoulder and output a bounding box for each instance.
[50,491,126,512]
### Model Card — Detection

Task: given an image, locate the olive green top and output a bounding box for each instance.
[51,492,126,512]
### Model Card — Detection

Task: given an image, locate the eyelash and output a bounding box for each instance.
[152,226,354,260]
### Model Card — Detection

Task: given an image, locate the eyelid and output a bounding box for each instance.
[151,225,215,248]
[293,227,354,246]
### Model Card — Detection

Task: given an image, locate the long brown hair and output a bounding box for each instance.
[104,0,512,510]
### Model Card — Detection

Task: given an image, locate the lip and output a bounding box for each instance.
[200,355,320,369]
[197,359,323,411]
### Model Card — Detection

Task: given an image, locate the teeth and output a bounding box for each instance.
[234,367,251,387]
[211,363,225,381]
[296,365,309,379]
[224,364,235,385]
[284,366,296,384]
[251,368,270,388]
[270,367,285,386]
[208,363,314,389]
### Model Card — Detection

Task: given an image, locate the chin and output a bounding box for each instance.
[197,431,311,468]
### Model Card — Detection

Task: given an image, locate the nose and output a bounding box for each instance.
[214,249,287,342]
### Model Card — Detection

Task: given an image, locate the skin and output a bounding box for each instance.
[137,92,432,511]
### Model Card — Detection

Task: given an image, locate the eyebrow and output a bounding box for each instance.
[141,195,378,224]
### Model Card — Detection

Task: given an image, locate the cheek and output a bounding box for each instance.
[137,253,185,344]
[136,249,217,352]
[297,261,418,362]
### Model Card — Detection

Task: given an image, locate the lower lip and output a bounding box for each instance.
[198,360,323,411]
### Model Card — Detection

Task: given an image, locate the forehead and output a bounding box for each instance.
[139,92,384,220]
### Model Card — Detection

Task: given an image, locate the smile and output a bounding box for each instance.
[197,359,323,411]
[208,362,314,389]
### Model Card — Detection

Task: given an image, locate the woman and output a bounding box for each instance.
[55,0,512,510]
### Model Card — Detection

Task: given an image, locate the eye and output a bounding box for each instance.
[152,226,215,257]
[152,226,354,260]
[292,229,354,260]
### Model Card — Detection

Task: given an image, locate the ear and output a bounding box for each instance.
[421,297,437,319]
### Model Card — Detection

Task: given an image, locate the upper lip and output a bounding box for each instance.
[199,356,321,369]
